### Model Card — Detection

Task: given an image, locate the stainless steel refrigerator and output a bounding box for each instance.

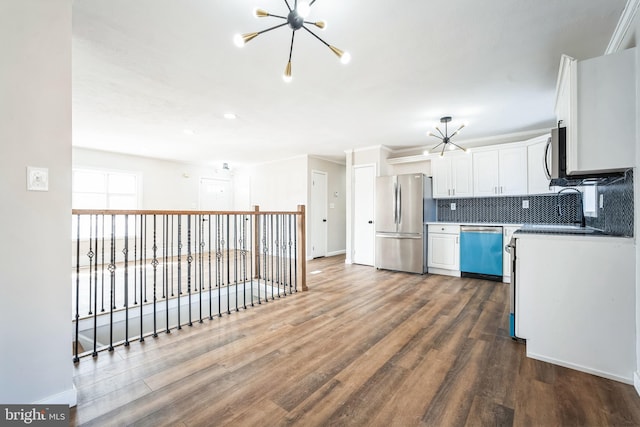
[375,174,436,274]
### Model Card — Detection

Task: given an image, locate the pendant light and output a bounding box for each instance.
[423,116,469,157]
[233,0,351,82]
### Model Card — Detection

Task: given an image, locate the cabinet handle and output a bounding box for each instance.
[500,186,503,194]
[452,188,455,196]
[494,186,497,194]
[456,236,459,244]
[448,189,451,196]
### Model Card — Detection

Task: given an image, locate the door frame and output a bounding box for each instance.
[198,176,232,210]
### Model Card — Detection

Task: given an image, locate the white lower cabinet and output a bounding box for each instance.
[502,226,520,283]
[427,224,460,276]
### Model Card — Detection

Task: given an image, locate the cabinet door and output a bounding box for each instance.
[473,151,499,197]
[451,155,473,197]
[499,147,527,195]
[431,157,452,198]
[527,141,553,194]
[428,233,459,270]
[502,226,520,282]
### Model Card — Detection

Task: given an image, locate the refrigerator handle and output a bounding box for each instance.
[393,182,398,224]
[398,183,402,225]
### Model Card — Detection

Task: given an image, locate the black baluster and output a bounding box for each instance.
[270,214,275,301]
[171,215,175,297]
[124,214,130,347]
[134,215,138,305]
[143,215,147,303]
[234,215,239,312]
[187,215,193,326]
[165,215,170,334]
[217,215,222,317]
[92,215,98,357]
[242,215,248,309]
[152,215,158,338]
[226,214,231,315]
[139,215,145,342]
[294,213,298,293]
[88,215,93,315]
[276,214,280,298]
[198,215,203,323]
[288,214,293,294]
[250,213,254,307]
[208,214,213,320]
[177,215,182,329]
[101,214,105,312]
[108,214,116,352]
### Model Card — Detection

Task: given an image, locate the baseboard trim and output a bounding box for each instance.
[427,268,461,277]
[526,351,633,385]
[35,385,77,407]
[327,250,346,257]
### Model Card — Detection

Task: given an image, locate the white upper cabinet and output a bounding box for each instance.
[473,147,527,196]
[527,137,553,194]
[555,48,636,175]
[431,154,473,198]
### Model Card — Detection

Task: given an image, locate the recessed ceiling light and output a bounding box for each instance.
[223,113,237,120]
[183,129,195,136]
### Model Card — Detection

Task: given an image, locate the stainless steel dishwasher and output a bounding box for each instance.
[459,225,503,281]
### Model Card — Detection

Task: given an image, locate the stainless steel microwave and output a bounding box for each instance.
[544,127,567,180]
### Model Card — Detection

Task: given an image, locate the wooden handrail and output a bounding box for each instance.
[72,209,303,216]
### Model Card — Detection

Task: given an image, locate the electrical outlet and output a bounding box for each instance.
[599,194,604,209]
[450,203,456,211]
[522,200,530,209]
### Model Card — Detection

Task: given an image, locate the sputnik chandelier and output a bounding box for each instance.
[233,0,351,82]
[424,116,469,157]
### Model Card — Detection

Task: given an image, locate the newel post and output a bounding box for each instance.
[297,204,308,291]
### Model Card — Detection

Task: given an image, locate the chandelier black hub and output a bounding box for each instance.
[426,116,468,157]
[287,10,304,30]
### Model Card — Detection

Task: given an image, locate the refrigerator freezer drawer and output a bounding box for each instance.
[375,234,425,274]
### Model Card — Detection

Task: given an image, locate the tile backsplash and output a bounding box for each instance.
[436,170,634,237]
[585,170,634,237]
[437,193,581,225]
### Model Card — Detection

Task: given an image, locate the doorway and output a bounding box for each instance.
[310,170,328,259]
[199,178,232,210]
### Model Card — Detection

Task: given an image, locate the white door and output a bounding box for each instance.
[310,170,328,258]
[353,165,375,266]
[199,178,232,210]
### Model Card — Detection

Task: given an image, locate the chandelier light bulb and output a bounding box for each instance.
[423,149,430,156]
[254,8,269,18]
[314,21,326,30]
[283,61,293,83]
[340,51,352,64]
[297,2,311,18]
[233,33,245,47]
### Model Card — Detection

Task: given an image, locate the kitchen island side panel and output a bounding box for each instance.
[516,234,634,383]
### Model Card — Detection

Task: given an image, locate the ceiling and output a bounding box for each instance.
[72,0,628,167]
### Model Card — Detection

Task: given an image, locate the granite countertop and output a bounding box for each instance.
[426,221,630,238]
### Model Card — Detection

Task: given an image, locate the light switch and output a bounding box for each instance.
[329,203,335,209]
[599,194,604,209]
[27,166,49,191]
[522,200,529,209]
[450,202,456,211]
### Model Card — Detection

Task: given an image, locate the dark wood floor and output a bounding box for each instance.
[70,255,640,426]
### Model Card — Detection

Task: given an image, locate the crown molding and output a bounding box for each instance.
[606,0,640,54]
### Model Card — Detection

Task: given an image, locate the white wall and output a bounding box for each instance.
[0,0,75,405]
[239,156,307,211]
[73,148,233,210]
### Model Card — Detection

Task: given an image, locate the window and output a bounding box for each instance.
[72,169,139,209]
[72,168,141,239]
